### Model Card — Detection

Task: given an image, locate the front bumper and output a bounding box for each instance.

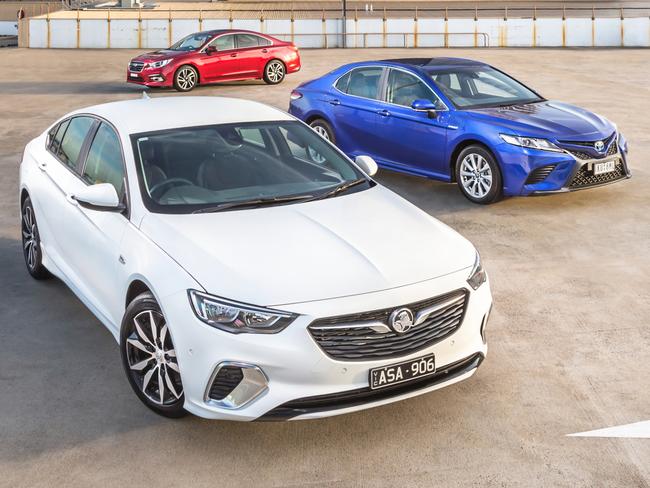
[497,135,631,196]
[126,65,175,87]
[161,267,491,421]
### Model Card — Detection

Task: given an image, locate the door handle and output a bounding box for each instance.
[230,53,237,57]
[377,109,391,117]
[261,49,268,53]
[328,99,341,106]
[37,162,47,171]
[65,194,78,206]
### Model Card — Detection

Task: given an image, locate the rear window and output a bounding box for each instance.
[58,117,95,171]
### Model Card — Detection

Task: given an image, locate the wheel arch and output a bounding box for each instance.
[176,63,201,84]
[20,188,29,207]
[449,138,499,182]
[125,279,153,309]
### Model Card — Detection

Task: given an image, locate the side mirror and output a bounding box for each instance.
[205,46,217,55]
[355,155,378,177]
[73,183,124,212]
[411,99,438,119]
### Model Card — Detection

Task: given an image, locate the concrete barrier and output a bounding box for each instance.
[24,13,650,49]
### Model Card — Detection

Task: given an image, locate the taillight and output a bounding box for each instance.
[290,90,303,100]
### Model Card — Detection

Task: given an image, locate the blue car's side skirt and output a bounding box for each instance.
[370,159,453,183]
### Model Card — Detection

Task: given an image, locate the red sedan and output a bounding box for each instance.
[127,29,301,92]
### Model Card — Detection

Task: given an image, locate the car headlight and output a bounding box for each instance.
[188,290,297,334]
[467,252,487,290]
[500,134,562,152]
[149,59,172,69]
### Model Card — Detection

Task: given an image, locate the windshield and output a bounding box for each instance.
[131,121,370,213]
[429,66,543,109]
[169,32,213,51]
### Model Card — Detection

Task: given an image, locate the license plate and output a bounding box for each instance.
[594,160,616,175]
[129,73,138,78]
[369,354,435,390]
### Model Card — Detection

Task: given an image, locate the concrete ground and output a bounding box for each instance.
[0,47,649,487]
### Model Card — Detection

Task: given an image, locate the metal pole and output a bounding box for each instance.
[342,0,347,48]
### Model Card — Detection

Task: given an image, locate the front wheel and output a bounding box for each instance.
[455,145,503,204]
[173,65,198,92]
[263,60,285,85]
[120,292,186,418]
[21,196,50,280]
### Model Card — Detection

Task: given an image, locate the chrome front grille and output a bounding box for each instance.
[129,61,145,72]
[569,160,626,189]
[565,141,618,160]
[559,132,617,160]
[308,289,468,361]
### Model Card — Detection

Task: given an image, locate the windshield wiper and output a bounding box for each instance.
[193,194,314,214]
[306,178,369,202]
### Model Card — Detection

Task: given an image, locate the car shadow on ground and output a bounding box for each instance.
[0,81,141,95]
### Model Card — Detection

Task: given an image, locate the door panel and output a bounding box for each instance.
[201,34,240,81]
[374,69,449,178]
[235,34,269,77]
[329,67,386,160]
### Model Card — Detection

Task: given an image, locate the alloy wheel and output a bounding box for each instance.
[312,125,330,141]
[125,310,183,406]
[22,204,38,271]
[176,67,197,91]
[266,61,285,83]
[459,153,493,199]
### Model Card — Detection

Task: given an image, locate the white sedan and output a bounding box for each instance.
[19,96,491,420]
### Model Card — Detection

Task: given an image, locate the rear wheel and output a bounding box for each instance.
[21,196,50,280]
[173,65,198,92]
[120,292,186,418]
[309,118,336,144]
[455,145,503,204]
[263,59,285,85]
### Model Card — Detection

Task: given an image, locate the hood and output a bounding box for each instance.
[139,186,476,307]
[469,101,615,140]
[132,50,189,62]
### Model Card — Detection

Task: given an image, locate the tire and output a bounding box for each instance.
[309,118,336,145]
[21,196,50,280]
[455,145,503,205]
[263,59,286,85]
[120,292,187,418]
[173,65,198,92]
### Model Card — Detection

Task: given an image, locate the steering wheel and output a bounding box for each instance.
[150,178,194,198]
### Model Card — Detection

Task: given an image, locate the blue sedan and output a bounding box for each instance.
[289,57,630,204]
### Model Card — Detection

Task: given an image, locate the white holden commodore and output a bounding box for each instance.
[19,96,491,420]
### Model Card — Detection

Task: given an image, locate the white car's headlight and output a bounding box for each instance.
[500,134,562,152]
[149,59,172,69]
[467,252,487,290]
[189,290,297,334]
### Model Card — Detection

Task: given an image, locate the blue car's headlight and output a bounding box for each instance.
[467,252,487,290]
[500,134,563,153]
[189,290,297,334]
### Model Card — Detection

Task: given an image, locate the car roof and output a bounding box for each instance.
[191,29,271,38]
[378,57,490,71]
[73,96,293,134]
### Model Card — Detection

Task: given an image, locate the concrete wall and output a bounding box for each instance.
[25,15,650,48]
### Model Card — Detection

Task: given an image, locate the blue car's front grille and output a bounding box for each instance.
[558,132,617,159]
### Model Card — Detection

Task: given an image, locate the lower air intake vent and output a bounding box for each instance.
[525,164,556,184]
[208,366,244,401]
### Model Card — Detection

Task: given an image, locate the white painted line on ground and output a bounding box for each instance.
[568,420,650,439]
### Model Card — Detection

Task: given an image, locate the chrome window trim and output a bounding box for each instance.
[332,65,387,102]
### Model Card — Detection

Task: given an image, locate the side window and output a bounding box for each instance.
[258,37,272,46]
[334,72,351,93]
[82,123,125,197]
[236,34,260,49]
[345,67,383,100]
[237,128,265,148]
[212,34,235,51]
[387,69,444,109]
[58,116,95,171]
[49,119,70,156]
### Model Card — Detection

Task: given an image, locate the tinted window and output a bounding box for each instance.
[334,72,350,92]
[132,121,367,213]
[58,117,94,171]
[387,69,444,109]
[258,37,272,46]
[82,123,125,196]
[345,67,382,100]
[213,34,235,51]
[236,34,261,48]
[49,119,70,156]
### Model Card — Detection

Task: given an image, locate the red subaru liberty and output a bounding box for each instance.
[127,29,301,92]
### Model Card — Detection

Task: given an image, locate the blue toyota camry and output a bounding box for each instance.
[288,57,630,204]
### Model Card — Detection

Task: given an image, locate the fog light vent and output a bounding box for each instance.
[208,365,244,401]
